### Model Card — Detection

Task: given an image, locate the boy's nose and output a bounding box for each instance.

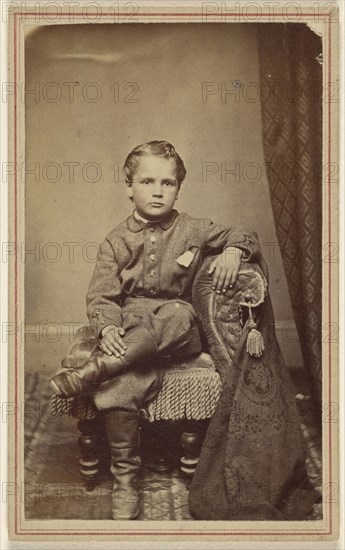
[152,183,163,196]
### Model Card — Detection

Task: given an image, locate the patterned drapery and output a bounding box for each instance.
[257,24,323,405]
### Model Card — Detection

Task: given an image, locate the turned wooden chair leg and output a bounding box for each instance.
[180,421,205,476]
[77,417,105,491]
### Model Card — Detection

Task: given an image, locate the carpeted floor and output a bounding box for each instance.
[24,371,322,521]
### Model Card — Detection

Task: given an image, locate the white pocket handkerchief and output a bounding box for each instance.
[176,250,195,267]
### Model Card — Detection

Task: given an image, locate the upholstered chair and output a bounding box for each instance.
[51,258,267,490]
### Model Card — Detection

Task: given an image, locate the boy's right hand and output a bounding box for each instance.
[100,325,127,357]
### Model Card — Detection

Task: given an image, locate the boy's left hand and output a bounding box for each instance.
[208,247,243,293]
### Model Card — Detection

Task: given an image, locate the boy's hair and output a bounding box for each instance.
[123,141,187,187]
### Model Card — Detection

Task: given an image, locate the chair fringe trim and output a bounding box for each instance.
[50,362,222,423]
[50,393,98,420]
[146,367,222,422]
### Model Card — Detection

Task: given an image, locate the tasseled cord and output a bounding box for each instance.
[246,304,265,357]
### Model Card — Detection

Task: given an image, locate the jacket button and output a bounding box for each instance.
[150,288,156,294]
[150,270,155,277]
[149,254,156,261]
[150,236,156,243]
[149,227,155,232]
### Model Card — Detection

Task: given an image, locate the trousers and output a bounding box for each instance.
[92,298,203,411]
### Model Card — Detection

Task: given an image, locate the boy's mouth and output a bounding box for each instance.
[149,202,164,207]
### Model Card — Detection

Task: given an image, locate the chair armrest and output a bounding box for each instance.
[192,258,268,380]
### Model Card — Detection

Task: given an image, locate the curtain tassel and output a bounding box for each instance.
[246,304,265,357]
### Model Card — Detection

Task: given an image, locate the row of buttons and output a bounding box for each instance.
[147,225,157,295]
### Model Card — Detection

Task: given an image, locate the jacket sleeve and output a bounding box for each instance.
[86,238,123,337]
[202,220,261,262]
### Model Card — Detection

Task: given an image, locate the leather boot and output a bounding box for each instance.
[103,408,141,520]
[50,325,157,398]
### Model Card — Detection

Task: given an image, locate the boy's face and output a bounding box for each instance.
[127,155,180,221]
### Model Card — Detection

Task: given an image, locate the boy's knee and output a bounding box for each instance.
[159,300,197,323]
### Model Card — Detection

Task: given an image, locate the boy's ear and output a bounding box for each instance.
[126,182,133,199]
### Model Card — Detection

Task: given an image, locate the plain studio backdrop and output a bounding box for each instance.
[24,22,303,373]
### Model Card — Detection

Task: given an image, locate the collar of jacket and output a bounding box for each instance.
[126,209,179,232]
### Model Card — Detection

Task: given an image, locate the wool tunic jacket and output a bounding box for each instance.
[86,210,261,336]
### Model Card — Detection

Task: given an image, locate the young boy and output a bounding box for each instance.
[50,141,261,520]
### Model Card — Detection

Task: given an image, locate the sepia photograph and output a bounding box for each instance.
[2,0,340,544]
